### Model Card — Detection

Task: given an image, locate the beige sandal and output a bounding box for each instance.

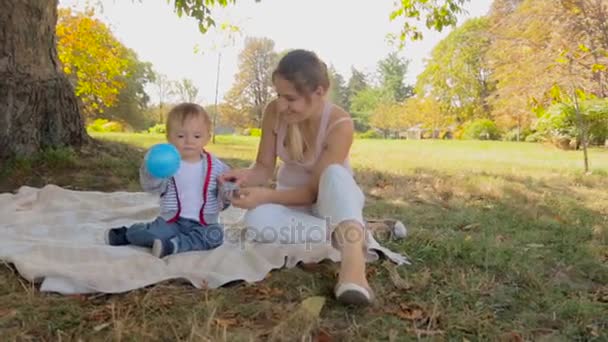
[334,283,375,306]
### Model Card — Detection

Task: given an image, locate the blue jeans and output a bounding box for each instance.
[125,216,224,253]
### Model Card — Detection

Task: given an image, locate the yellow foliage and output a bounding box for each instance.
[56,8,132,116]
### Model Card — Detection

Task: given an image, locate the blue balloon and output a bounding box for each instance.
[145,143,181,178]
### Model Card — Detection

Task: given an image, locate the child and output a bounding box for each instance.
[105,103,234,258]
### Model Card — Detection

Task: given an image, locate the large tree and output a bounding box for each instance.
[224,37,277,127]
[416,18,494,124]
[0,0,470,158]
[103,49,155,131]
[377,52,414,102]
[1,1,87,158]
[328,66,349,110]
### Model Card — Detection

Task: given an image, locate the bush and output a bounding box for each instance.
[462,119,501,140]
[356,129,383,139]
[249,128,262,137]
[525,131,547,143]
[535,99,608,146]
[87,119,125,133]
[503,128,533,142]
[147,123,166,134]
[242,128,262,137]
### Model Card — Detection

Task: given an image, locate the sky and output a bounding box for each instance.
[58,0,493,106]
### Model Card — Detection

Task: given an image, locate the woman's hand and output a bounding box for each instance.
[230,187,273,209]
[219,168,253,187]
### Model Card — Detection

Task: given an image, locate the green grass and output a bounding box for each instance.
[1,133,607,341]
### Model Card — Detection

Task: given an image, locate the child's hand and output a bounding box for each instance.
[219,168,252,187]
[221,181,240,200]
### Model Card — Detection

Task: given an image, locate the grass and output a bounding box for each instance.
[1,133,607,341]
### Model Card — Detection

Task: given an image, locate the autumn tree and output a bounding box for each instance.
[370,102,406,138]
[174,78,200,103]
[103,49,155,130]
[224,37,277,127]
[206,102,250,131]
[152,72,175,123]
[56,8,132,117]
[416,18,494,127]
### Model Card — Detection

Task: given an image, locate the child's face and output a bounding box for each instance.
[167,116,209,162]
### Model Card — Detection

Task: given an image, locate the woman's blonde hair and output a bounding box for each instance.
[272,50,330,162]
[166,102,211,136]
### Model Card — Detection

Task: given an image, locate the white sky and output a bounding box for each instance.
[58,0,492,106]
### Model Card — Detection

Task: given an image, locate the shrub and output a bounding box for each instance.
[462,119,501,140]
[356,129,383,139]
[87,119,124,133]
[147,123,166,134]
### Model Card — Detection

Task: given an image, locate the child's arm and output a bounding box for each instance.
[215,159,233,210]
[139,152,170,194]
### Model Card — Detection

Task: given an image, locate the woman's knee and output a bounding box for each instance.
[244,204,285,227]
[320,164,350,183]
[244,204,286,242]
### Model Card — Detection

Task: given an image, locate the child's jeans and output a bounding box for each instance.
[126,216,223,253]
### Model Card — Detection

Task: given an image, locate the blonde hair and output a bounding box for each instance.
[285,123,309,162]
[273,50,330,162]
[166,102,211,136]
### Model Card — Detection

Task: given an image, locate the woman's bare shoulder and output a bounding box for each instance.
[327,103,354,131]
[262,99,280,129]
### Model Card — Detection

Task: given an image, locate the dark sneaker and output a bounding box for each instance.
[152,238,176,258]
[105,227,129,246]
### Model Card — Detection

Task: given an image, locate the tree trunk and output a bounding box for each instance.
[0,0,87,159]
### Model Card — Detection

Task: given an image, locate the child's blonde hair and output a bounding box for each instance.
[166,103,212,136]
[272,50,330,162]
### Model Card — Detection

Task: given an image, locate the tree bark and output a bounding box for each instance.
[0,0,87,159]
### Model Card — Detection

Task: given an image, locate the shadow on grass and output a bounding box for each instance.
[1,139,607,340]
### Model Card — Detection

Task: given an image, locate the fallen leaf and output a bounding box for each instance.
[459,223,480,231]
[500,331,524,342]
[595,287,608,303]
[314,329,333,342]
[93,322,111,332]
[395,303,425,321]
[214,318,238,328]
[0,309,17,319]
[301,296,325,317]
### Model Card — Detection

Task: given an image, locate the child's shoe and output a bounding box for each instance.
[152,238,176,258]
[105,227,129,246]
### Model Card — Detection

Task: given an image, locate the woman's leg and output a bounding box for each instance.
[313,164,371,304]
[244,204,327,245]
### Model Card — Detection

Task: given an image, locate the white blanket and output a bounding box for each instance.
[0,185,408,294]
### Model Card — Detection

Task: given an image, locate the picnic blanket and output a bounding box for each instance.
[0,185,408,294]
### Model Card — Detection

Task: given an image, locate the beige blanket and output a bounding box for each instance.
[0,185,408,294]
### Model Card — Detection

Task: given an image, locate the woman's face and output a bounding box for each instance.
[273,75,324,124]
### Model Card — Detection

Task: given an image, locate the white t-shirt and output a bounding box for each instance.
[173,159,204,221]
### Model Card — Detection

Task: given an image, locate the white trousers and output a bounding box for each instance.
[244,164,365,246]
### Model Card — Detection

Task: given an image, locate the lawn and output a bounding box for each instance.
[1,133,607,341]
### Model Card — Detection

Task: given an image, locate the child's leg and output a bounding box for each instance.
[152,220,223,257]
[174,221,224,252]
[125,217,180,248]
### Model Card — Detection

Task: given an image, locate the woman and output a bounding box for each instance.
[220,49,406,306]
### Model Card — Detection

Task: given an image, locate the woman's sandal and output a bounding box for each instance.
[334,283,375,306]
